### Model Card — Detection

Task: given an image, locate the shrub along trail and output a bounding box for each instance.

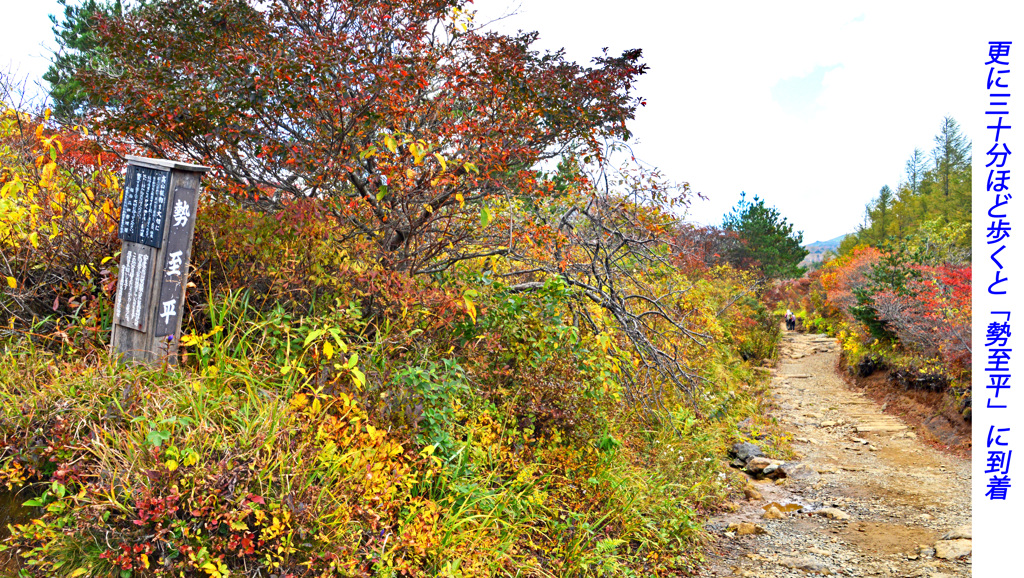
[705,330,971,578]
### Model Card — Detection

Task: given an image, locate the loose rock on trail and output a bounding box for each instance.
[705,331,971,578]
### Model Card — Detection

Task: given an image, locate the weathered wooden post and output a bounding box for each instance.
[111,156,210,364]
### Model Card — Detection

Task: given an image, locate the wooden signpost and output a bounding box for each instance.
[111,156,210,364]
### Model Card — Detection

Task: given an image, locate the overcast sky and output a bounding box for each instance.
[2,1,1020,243]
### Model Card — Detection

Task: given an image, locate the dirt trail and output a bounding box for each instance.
[704,331,971,578]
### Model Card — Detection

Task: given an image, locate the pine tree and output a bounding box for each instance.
[869,185,894,243]
[721,193,808,279]
[905,148,926,196]
[43,0,125,121]
[932,116,971,201]
[846,117,972,253]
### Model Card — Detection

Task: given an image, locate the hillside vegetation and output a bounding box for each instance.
[0,2,798,576]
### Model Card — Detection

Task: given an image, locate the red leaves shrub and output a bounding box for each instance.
[762,275,812,313]
[71,0,648,273]
[873,265,971,370]
[807,244,970,376]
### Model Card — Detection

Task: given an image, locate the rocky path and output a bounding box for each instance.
[705,331,971,578]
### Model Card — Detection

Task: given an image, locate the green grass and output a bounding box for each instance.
[0,286,787,578]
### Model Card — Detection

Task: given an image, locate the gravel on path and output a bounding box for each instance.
[702,331,971,578]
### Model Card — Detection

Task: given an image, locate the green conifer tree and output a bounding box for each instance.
[721,192,808,280]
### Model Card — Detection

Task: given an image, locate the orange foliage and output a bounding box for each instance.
[818,246,881,317]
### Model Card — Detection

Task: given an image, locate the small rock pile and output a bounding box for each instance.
[729,442,820,484]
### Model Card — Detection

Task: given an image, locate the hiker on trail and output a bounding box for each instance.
[785,309,796,331]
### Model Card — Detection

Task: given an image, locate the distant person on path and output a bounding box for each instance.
[785,309,796,331]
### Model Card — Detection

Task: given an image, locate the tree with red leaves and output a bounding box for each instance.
[53,1,729,411]
[672,224,747,273]
[54,0,648,273]
[872,265,971,369]
[819,246,881,316]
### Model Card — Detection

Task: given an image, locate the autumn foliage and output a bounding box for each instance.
[871,265,971,370]
[0,104,792,575]
[0,104,122,334]
[769,235,971,412]
[70,0,647,274]
[672,225,746,273]
[814,245,971,372]
[0,2,796,577]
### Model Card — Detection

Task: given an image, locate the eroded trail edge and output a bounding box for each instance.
[705,331,971,578]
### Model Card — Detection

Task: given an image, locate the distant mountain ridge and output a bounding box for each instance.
[800,233,846,268]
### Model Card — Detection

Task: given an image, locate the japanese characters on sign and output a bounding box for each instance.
[155,185,199,338]
[984,40,1014,502]
[112,245,152,331]
[119,165,171,248]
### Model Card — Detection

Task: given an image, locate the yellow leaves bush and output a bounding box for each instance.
[288,388,448,567]
[1,105,122,335]
[0,108,118,245]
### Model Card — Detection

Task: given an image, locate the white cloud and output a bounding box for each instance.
[475,0,1019,243]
